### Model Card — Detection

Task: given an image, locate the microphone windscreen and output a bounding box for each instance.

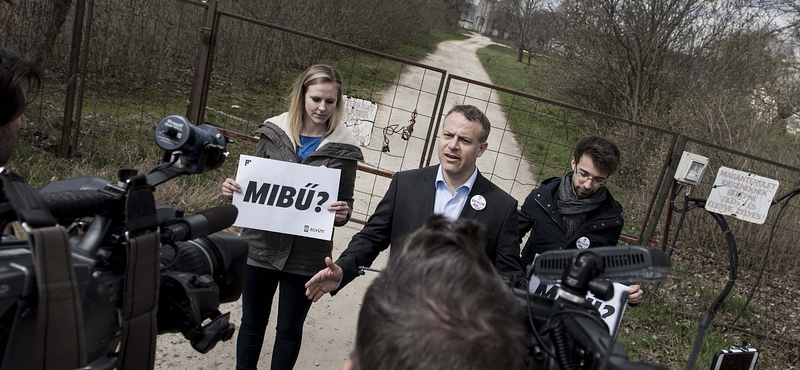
[197,204,238,234]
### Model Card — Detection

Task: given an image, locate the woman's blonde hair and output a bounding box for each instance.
[286,64,344,144]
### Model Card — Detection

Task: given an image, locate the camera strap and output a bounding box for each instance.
[29,227,88,370]
[117,175,160,370]
[0,168,87,369]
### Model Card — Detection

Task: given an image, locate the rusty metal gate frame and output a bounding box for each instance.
[185,5,449,174]
[431,74,684,246]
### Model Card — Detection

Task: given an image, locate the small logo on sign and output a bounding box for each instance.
[245,159,252,166]
[304,226,325,234]
[576,237,590,250]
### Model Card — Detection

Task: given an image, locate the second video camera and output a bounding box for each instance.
[0,116,246,370]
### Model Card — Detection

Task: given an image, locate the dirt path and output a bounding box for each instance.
[155,31,532,370]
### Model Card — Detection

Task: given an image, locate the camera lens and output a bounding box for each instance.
[160,231,248,303]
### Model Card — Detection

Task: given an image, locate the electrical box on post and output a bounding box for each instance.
[674,152,708,186]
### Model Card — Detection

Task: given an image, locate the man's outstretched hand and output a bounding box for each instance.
[305,257,343,302]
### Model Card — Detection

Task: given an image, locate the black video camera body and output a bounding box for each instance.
[518,246,673,370]
[0,116,248,370]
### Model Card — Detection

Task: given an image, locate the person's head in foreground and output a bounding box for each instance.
[0,47,41,166]
[343,215,527,370]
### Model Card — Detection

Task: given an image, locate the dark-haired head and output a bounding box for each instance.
[347,215,526,370]
[0,48,41,127]
[0,48,41,165]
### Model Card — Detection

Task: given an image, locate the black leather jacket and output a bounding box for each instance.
[518,175,624,266]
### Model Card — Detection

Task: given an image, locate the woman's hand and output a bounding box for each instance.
[328,201,350,224]
[221,178,242,199]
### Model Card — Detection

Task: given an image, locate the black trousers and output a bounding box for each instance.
[236,265,314,370]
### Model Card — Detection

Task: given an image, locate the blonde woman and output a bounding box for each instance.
[222,65,362,370]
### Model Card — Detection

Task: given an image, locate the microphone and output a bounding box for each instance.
[162,204,238,242]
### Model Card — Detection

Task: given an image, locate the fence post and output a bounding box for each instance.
[641,135,687,246]
[186,0,218,125]
[59,0,87,157]
[71,0,95,155]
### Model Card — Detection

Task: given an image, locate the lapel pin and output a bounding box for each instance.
[470,195,486,211]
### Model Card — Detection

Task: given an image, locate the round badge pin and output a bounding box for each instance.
[576,236,590,250]
[470,195,486,211]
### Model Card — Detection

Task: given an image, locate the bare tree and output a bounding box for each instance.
[548,0,779,131]
[38,0,75,67]
[522,9,557,65]
[760,0,800,120]
[496,0,544,63]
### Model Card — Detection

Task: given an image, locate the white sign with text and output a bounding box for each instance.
[528,275,629,337]
[232,155,340,241]
[705,166,779,225]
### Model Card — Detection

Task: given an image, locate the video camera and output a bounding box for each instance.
[0,116,247,370]
[516,246,673,370]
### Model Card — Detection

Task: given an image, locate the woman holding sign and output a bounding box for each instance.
[221,64,363,370]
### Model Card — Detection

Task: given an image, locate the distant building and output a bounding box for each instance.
[473,0,497,35]
[459,0,497,35]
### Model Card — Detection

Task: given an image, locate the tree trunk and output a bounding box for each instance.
[35,0,75,67]
[517,46,523,63]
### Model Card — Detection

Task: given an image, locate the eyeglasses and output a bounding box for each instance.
[574,168,607,186]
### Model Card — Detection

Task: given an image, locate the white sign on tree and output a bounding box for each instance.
[231,155,340,240]
[705,166,779,224]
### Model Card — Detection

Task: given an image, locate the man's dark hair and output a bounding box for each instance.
[573,136,621,176]
[0,48,41,126]
[446,104,491,143]
[351,215,526,370]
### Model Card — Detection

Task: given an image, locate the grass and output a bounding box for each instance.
[606,255,787,370]
[616,283,782,370]
[476,44,578,183]
[617,296,738,370]
[389,29,471,60]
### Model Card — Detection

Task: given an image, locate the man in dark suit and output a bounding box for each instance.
[306,105,524,300]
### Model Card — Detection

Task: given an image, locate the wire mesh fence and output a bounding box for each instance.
[203,13,448,224]
[74,0,205,160]
[436,74,680,243]
[4,0,800,366]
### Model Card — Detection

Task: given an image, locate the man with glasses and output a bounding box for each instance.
[518,136,642,304]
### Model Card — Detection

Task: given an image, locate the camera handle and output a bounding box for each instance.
[0,168,87,369]
[188,311,235,354]
[117,174,161,370]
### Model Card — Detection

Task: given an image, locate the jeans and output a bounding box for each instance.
[236,265,313,370]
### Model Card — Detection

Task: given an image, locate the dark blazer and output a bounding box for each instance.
[335,165,524,290]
